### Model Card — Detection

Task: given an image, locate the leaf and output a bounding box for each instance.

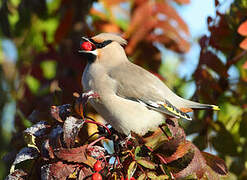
[173,0,190,4]
[10,147,39,173]
[49,125,63,149]
[54,145,96,167]
[165,118,186,140]
[147,172,158,179]
[6,169,27,180]
[41,162,77,180]
[199,51,228,78]
[162,141,192,164]
[239,37,247,50]
[137,159,157,169]
[157,175,169,179]
[41,139,55,160]
[78,167,93,180]
[63,116,84,148]
[51,104,72,122]
[242,60,247,69]
[127,161,137,179]
[143,127,169,149]
[24,121,50,137]
[211,123,238,156]
[172,145,206,179]
[238,20,247,36]
[201,152,228,175]
[137,173,146,180]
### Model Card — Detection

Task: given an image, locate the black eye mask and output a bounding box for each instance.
[89,39,113,49]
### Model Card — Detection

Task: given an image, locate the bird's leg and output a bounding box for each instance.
[74,90,100,119]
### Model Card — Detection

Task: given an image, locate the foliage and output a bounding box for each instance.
[5,93,227,179]
[0,0,247,179]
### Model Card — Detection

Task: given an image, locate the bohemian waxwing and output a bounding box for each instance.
[79,33,220,135]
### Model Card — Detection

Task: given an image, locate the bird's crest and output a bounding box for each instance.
[92,33,127,46]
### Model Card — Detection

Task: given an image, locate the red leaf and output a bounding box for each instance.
[238,20,247,36]
[54,145,96,167]
[162,141,192,163]
[173,0,190,4]
[174,145,206,179]
[155,1,190,36]
[200,51,228,78]
[201,152,228,175]
[243,60,247,69]
[240,37,247,50]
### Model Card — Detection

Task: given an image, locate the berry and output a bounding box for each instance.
[81,41,93,51]
[93,160,103,172]
[92,172,102,180]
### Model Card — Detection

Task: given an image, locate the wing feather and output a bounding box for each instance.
[108,62,192,120]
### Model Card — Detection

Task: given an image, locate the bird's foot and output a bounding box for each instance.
[82,90,100,101]
[73,91,100,118]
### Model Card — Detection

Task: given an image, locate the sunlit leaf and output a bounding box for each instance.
[127,161,137,179]
[239,37,247,50]
[40,60,57,79]
[137,159,157,169]
[238,20,247,36]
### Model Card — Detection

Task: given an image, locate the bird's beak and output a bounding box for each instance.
[78,37,98,56]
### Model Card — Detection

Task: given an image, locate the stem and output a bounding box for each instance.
[87,136,106,148]
[84,119,111,135]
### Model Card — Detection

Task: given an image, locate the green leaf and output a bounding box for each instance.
[25,75,40,94]
[127,161,137,179]
[137,174,146,180]
[137,159,157,169]
[147,172,158,179]
[40,60,57,79]
[157,175,169,179]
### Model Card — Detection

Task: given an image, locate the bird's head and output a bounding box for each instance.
[79,33,127,63]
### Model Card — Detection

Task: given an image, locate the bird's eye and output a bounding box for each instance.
[80,41,95,51]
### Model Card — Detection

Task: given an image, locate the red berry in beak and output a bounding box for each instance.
[81,41,93,51]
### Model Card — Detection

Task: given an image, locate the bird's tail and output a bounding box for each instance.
[178,98,220,111]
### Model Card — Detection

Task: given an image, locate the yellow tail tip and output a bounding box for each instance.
[212,105,220,111]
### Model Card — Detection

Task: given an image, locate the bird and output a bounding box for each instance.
[79,33,220,136]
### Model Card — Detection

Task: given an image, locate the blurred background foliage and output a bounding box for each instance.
[1,0,247,179]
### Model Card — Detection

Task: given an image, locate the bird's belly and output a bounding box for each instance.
[89,96,166,135]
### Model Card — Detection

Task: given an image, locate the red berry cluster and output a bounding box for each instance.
[92,160,103,180]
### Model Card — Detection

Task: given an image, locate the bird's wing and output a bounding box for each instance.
[108,62,192,120]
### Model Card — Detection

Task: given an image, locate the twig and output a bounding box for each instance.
[226,50,247,68]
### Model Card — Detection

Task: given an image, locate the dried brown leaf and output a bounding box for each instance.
[54,145,96,167]
[201,152,228,176]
